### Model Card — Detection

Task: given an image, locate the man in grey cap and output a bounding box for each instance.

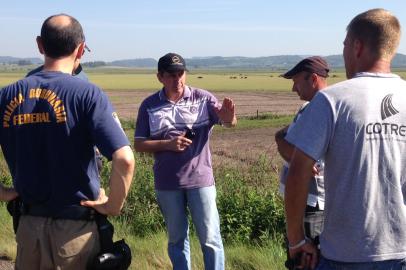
[134,52,237,270]
[275,56,329,269]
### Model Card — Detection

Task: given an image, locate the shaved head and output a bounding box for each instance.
[347,9,401,61]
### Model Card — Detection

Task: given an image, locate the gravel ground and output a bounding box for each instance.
[0,259,13,270]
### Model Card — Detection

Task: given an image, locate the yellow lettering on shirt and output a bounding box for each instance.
[12,113,51,126]
[4,89,67,127]
[28,88,67,124]
[3,93,24,128]
[55,112,67,123]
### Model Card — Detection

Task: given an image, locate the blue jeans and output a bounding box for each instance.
[156,186,225,270]
[316,256,406,270]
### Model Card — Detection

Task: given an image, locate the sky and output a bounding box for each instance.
[1,1,406,62]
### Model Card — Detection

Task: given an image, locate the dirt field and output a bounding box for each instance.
[106,90,302,120]
[107,89,296,170]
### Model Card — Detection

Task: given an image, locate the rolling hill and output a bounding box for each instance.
[2,54,406,70]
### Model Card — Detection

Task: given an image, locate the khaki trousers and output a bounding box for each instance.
[15,215,100,270]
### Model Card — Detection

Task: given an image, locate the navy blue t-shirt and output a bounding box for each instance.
[26,64,89,81]
[0,71,129,213]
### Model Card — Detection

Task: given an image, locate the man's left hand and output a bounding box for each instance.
[0,186,18,202]
[81,188,111,215]
[215,97,236,127]
[289,242,318,270]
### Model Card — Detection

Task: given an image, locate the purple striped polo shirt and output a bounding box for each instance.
[135,86,220,190]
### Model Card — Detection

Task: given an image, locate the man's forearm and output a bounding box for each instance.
[275,126,294,162]
[134,138,170,153]
[285,148,315,245]
[105,146,135,215]
[0,184,18,202]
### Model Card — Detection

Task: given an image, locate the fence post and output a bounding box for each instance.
[257,110,259,119]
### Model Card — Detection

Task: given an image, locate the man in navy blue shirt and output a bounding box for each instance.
[27,63,89,81]
[0,14,135,269]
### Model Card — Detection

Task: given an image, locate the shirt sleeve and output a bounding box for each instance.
[206,92,221,125]
[285,93,335,161]
[86,88,130,160]
[134,100,151,139]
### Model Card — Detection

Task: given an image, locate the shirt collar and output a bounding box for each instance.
[158,86,191,101]
[354,72,400,79]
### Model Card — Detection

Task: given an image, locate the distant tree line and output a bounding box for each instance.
[82,61,106,68]
[16,60,32,66]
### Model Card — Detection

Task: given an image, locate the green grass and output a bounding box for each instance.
[1,67,406,91]
[2,68,405,269]
[88,73,161,91]
[0,68,352,91]
[0,72,26,88]
[0,114,290,269]
[88,71,350,92]
[0,203,17,260]
[212,114,293,134]
[0,207,285,270]
[235,114,293,129]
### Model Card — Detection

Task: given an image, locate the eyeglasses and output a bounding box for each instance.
[84,44,91,53]
[81,43,91,56]
[82,36,91,54]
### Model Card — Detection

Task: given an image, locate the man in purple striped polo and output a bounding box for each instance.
[134,52,237,270]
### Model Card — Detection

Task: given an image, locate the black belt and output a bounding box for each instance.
[21,204,97,221]
[305,203,321,212]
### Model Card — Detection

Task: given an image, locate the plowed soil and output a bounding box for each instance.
[107,89,300,167]
[106,90,301,120]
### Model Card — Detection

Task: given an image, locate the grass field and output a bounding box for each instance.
[1,66,406,90]
[1,67,405,92]
[0,67,358,91]
[0,118,289,270]
[0,203,286,270]
[1,68,406,269]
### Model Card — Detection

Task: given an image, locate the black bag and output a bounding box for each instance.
[6,197,22,233]
[91,239,132,270]
[89,215,132,270]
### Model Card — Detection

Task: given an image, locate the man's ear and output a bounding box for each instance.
[310,73,318,87]
[354,39,364,58]
[75,42,85,60]
[36,36,45,55]
[157,72,164,84]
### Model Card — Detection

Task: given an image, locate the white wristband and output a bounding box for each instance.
[288,237,309,250]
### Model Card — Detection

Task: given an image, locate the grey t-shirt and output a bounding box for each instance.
[279,102,325,209]
[286,72,406,262]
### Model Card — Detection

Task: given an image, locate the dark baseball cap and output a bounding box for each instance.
[282,56,329,79]
[158,53,187,73]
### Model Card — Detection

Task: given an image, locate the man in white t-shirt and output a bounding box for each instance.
[284,9,406,270]
[275,56,329,269]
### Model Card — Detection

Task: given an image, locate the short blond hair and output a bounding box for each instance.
[347,9,401,60]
